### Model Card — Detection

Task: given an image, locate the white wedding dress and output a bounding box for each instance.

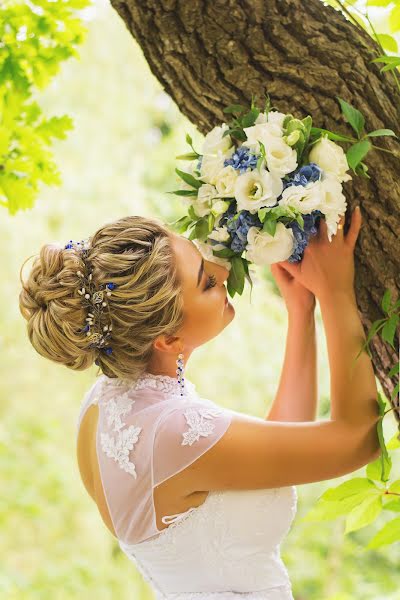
[76,372,298,599]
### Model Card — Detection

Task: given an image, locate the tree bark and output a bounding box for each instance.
[110,0,400,423]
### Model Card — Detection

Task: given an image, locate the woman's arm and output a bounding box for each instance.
[265,307,318,422]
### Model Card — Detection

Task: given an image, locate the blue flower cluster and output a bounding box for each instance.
[223,146,259,174]
[282,162,322,192]
[215,203,263,254]
[286,210,324,263]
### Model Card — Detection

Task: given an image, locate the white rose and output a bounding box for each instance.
[200,146,235,185]
[202,123,234,156]
[309,136,352,183]
[279,181,322,214]
[245,223,295,265]
[214,165,239,197]
[234,167,283,214]
[193,239,231,271]
[192,183,218,218]
[318,174,348,241]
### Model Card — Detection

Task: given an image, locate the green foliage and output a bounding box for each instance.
[0,0,91,214]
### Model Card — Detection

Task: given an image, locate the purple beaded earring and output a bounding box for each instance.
[176,352,185,396]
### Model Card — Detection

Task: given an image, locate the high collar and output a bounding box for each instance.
[100,371,196,398]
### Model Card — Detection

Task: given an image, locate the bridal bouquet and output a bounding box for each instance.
[167,94,392,296]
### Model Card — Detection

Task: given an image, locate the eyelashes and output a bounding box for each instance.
[205,273,217,290]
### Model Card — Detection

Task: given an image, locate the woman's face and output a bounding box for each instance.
[162,232,235,355]
[148,232,235,370]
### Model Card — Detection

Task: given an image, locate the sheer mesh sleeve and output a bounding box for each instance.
[153,400,234,488]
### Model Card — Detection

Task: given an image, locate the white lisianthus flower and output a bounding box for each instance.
[318,174,348,241]
[309,136,352,183]
[200,146,235,185]
[202,123,234,156]
[214,165,239,197]
[253,110,286,131]
[191,183,218,218]
[279,181,322,214]
[243,122,283,151]
[207,225,231,251]
[193,238,231,271]
[267,110,287,130]
[234,167,283,214]
[245,223,295,265]
[254,112,268,124]
[263,136,298,177]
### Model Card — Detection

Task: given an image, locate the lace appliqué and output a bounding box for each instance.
[100,372,196,398]
[181,406,225,446]
[98,391,142,478]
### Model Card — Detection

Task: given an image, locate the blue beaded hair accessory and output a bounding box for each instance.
[64,238,117,365]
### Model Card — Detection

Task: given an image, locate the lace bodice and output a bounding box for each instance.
[76,372,298,599]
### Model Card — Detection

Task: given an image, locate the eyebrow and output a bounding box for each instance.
[197,257,204,288]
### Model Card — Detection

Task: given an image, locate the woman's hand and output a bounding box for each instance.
[270,261,316,315]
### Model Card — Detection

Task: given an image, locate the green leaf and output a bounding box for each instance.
[336,97,365,137]
[381,288,392,313]
[346,140,372,172]
[212,248,237,258]
[371,55,400,72]
[389,5,400,32]
[366,129,398,138]
[375,33,398,53]
[222,104,248,114]
[262,218,277,236]
[176,152,200,160]
[228,256,246,295]
[175,168,203,189]
[344,495,382,533]
[388,479,400,494]
[319,477,377,501]
[387,431,400,450]
[309,127,354,143]
[366,450,392,483]
[367,516,400,549]
[241,107,260,128]
[300,489,378,523]
[388,360,400,378]
[381,314,399,348]
[382,499,400,512]
[166,189,199,196]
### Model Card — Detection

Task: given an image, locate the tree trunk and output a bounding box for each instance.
[110,0,400,422]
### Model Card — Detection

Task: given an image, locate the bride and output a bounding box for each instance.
[19,209,380,599]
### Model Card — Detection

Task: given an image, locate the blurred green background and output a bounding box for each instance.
[1,0,399,598]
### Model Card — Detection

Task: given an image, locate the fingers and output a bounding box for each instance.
[336,213,346,238]
[345,206,362,251]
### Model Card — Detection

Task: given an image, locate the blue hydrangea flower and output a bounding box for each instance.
[196,156,203,171]
[282,162,322,192]
[223,146,259,174]
[287,210,324,263]
[226,210,263,254]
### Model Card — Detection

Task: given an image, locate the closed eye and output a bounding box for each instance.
[205,273,217,290]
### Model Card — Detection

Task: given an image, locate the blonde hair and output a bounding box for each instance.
[19,215,185,381]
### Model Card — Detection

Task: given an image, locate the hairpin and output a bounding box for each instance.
[64,238,117,364]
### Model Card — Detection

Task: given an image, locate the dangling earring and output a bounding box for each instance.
[176,352,185,396]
